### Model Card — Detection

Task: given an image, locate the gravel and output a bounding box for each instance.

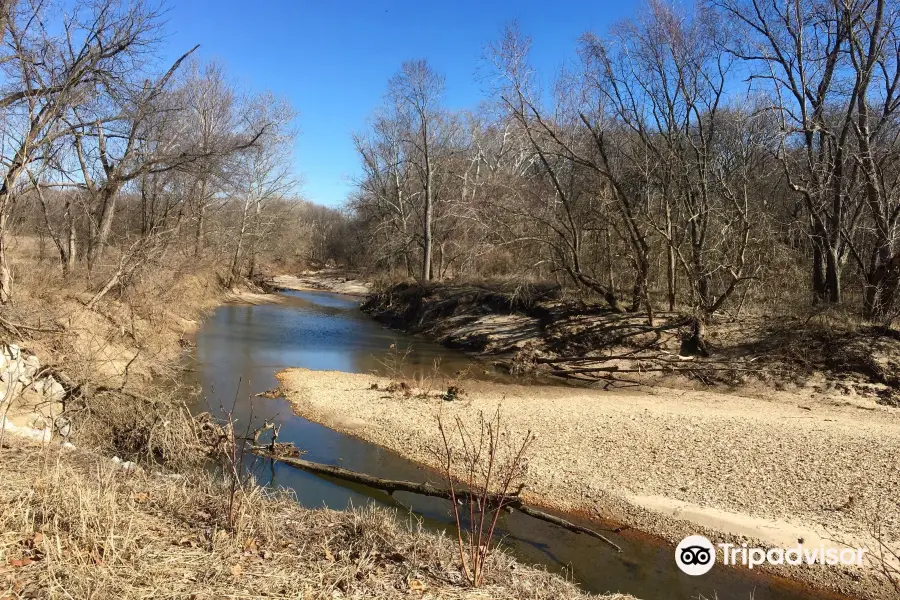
[277,368,900,600]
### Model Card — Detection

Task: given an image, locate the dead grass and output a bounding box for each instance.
[0,438,617,600]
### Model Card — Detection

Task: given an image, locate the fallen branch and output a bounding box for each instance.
[550,364,774,376]
[250,446,622,552]
[0,314,63,335]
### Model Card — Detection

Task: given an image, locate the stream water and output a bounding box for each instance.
[189,289,849,600]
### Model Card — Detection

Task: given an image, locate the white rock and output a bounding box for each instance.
[0,379,23,401]
[0,353,6,370]
[61,441,76,451]
[31,378,46,394]
[44,377,65,401]
[5,344,20,360]
[21,355,39,379]
[54,416,71,438]
[0,417,51,443]
[110,456,138,471]
[4,357,23,379]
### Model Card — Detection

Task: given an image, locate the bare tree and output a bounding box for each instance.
[0,0,163,301]
[226,94,296,285]
[387,60,446,282]
[711,0,895,315]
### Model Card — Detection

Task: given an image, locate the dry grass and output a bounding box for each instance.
[0,240,240,468]
[5,253,224,390]
[0,438,619,600]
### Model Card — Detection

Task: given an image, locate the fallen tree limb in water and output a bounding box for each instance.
[249,445,623,552]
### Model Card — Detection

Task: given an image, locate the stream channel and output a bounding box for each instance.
[189,289,850,600]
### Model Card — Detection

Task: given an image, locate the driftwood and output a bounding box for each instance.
[250,445,623,552]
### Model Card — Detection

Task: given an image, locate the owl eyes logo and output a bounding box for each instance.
[676,535,716,575]
[681,545,712,565]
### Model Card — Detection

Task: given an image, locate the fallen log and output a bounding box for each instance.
[250,446,623,552]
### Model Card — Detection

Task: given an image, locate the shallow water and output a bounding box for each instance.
[189,289,849,600]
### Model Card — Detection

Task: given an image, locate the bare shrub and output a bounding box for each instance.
[861,500,900,594]
[436,408,535,587]
[71,388,203,472]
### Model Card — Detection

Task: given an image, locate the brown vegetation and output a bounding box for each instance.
[0,437,609,600]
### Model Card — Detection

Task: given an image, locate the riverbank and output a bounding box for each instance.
[270,271,372,296]
[276,367,900,600]
[0,267,627,599]
[362,281,900,405]
[0,435,608,600]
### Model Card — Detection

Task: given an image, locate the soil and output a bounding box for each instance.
[277,367,900,600]
[362,281,900,405]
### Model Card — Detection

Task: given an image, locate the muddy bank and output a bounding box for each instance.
[362,282,900,404]
[276,367,900,600]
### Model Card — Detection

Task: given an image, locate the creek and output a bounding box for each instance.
[189,289,848,600]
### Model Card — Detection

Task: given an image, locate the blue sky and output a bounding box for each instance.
[163,1,636,207]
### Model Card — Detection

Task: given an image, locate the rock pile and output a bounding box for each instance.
[0,343,69,442]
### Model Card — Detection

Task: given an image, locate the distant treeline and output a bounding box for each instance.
[344,0,900,326]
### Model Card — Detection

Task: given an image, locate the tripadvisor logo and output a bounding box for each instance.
[675,534,868,576]
[675,535,716,575]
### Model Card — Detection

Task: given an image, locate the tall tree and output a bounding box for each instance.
[387,60,446,281]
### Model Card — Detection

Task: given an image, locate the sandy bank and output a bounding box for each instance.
[277,368,900,599]
[362,282,900,406]
[270,272,371,296]
[224,288,285,305]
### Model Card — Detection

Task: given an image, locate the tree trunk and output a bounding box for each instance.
[250,445,622,552]
[811,232,828,304]
[194,179,208,257]
[422,169,433,281]
[229,195,252,286]
[680,316,710,357]
[662,200,676,311]
[630,255,649,313]
[247,196,262,280]
[826,246,841,304]
[88,185,122,268]
[34,181,68,271]
[0,213,11,303]
[864,252,900,320]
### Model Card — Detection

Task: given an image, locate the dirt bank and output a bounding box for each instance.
[270,271,372,296]
[277,367,900,600]
[362,282,900,405]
